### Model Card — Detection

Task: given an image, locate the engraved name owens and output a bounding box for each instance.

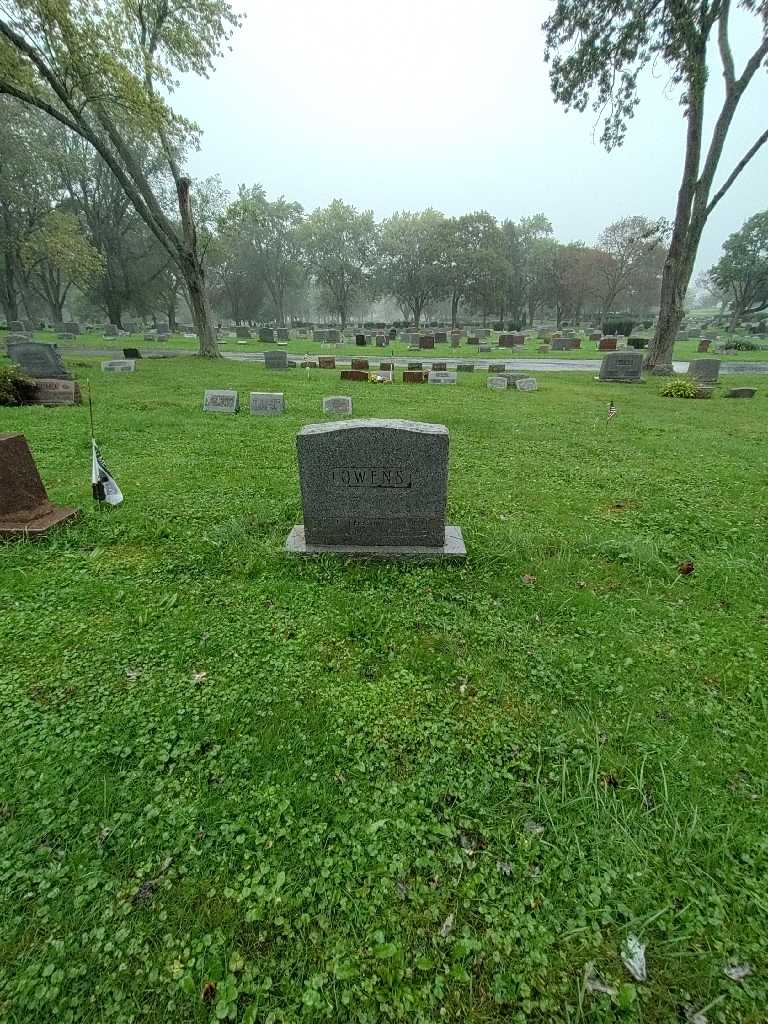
[331,467,412,489]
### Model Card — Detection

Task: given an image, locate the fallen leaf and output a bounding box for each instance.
[496,860,514,878]
[522,574,537,586]
[621,934,647,982]
[584,961,618,997]
[438,913,455,939]
[677,560,695,576]
[201,981,216,1004]
[125,668,142,681]
[724,963,752,982]
[192,670,208,684]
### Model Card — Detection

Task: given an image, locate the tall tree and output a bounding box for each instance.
[709,210,768,327]
[379,210,446,326]
[544,0,768,372]
[595,216,669,315]
[0,0,241,357]
[302,200,377,326]
[21,208,103,322]
[220,186,305,326]
[438,213,505,327]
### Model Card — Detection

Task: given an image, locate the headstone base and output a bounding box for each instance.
[284,524,466,561]
[0,504,80,539]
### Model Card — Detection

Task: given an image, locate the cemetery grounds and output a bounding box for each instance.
[1,353,767,1023]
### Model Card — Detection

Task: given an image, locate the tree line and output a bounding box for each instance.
[1,0,765,367]
[0,113,668,333]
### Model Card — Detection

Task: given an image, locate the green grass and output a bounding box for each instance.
[7,327,768,362]
[1,355,767,1023]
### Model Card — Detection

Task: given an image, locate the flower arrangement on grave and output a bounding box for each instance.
[368,372,392,384]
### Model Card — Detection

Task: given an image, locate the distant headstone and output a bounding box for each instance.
[599,337,617,351]
[435,332,447,343]
[450,337,461,349]
[589,332,602,342]
[63,322,81,335]
[498,335,515,347]
[515,377,538,391]
[487,376,508,390]
[724,387,756,398]
[419,336,435,349]
[627,337,648,350]
[322,396,352,415]
[351,358,369,370]
[276,327,289,341]
[687,359,721,385]
[407,362,423,370]
[551,339,569,351]
[456,362,474,372]
[318,356,336,369]
[259,328,275,343]
[431,362,447,371]
[203,389,239,413]
[122,348,142,359]
[428,371,457,384]
[236,326,252,339]
[103,324,119,337]
[340,369,369,381]
[9,321,25,333]
[0,433,80,538]
[285,419,465,559]
[488,363,506,372]
[27,379,81,406]
[375,336,389,347]
[379,361,394,371]
[8,341,70,380]
[467,337,479,345]
[403,370,428,383]
[326,329,340,343]
[355,334,367,346]
[697,339,711,353]
[250,392,285,415]
[101,359,135,372]
[264,350,290,369]
[598,350,644,383]
[123,322,138,335]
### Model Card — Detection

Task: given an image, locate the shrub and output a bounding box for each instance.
[725,338,761,351]
[660,375,699,398]
[602,316,636,337]
[0,364,36,406]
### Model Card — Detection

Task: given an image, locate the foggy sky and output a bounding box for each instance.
[177,0,768,276]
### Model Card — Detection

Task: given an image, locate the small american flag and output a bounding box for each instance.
[607,400,617,422]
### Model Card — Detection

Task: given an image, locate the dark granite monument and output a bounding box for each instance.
[598,351,644,383]
[285,419,466,559]
[0,433,80,539]
[8,341,70,380]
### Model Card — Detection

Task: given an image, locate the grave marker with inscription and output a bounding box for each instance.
[687,359,721,385]
[28,379,81,406]
[598,351,644,383]
[285,419,465,559]
[322,396,352,415]
[101,359,135,372]
[203,389,239,413]
[250,392,285,415]
[428,371,457,384]
[487,376,508,390]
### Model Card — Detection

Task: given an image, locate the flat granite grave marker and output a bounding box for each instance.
[322,396,352,415]
[340,369,369,381]
[0,433,80,538]
[687,359,721,385]
[318,356,336,369]
[351,358,369,370]
[403,370,428,383]
[28,379,81,406]
[516,377,538,391]
[259,328,275,343]
[203,389,239,413]
[487,376,508,390]
[724,387,756,398]
[285,419,465,560]
[427,371,457,384]
[101,359,135,372]
[8,341,70,380]
[456,362,474,372]
[250,392,285,415]
[598,350,644,383]
[122,348,142,359]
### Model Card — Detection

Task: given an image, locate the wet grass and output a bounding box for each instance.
[1,355,767,1023]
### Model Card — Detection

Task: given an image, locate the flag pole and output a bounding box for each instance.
[87,378,95,441]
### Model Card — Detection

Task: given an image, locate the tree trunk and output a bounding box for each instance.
[1,252,18,322]
[167,304,177,331]
[451,290,459,329]
[105,297,123,329]
[176,177,219,358]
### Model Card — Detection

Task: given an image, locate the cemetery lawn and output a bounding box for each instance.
[1,355,768,1024]
[19,328,768,362]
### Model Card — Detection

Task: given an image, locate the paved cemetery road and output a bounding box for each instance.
[60,347,768,374]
